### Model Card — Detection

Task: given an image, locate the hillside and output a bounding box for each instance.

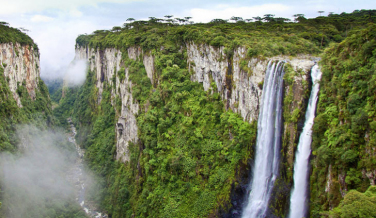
[1,9,375,218]
[50,10,376,217]
[311,24,376,217]
[0,22,51,152]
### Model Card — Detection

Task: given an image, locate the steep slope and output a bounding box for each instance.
[0,23,52,152]
[55,11,376,217]
[56,20,319,217]
[310,23,376,217]
[0,22,87,218]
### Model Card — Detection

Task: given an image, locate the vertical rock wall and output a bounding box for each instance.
[0,43,40,107]
[76,43,317,169]
[75,46,156,162]
[187,42,316,123]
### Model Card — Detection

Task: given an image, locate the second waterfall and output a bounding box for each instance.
[288,64,322,218]
[242,61,285,218]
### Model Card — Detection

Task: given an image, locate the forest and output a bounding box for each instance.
[1,9,376,218]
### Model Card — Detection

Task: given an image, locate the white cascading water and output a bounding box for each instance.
[288,64,322,218]
[242,61,285,218]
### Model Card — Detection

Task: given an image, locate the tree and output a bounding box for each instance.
[253,16,262,22]
[175,18,186,24]
[263,14,275,22]
[148,17,162,25]
[230,16,243,23]
[245,18,253,23]
[164,15,174,25]
[209,19,228,24]
[0,21,9,26]
[126,18,135,22]
[293,14,306,23]
[293,14,305,22]
[148,17,157,22]
[252,16,262,27]
[111,26,122,32]
[274,17,290,23]
[19,27,29,32]
[318,11,325,16]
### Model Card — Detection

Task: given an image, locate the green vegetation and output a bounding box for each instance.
[2,9,375,217]
[127,62,256,217]
[76,10,376,60]
[0,66,53,152]
[44,78,64,104]
[54,45,257,217]
[0,22,38,50]
[329,186,376,218]
[310,24,376,216]
[62,9,376,217]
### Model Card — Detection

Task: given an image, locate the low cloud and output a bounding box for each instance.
[0,0,137,15]
[64,59,88,87]
[31,15,54,22]
[0,125,84,217]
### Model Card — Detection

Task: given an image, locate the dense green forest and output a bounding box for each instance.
[2,9,376,218]
[49,9,376,217]
[0,21,38,50]
[311,23,376,217]
[0,65,53,152]
[54,47,258,217]
[76,10,376,58]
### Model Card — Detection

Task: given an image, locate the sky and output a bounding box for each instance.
[0,0,375,80]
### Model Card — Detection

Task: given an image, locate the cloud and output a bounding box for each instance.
[189,4,292,23]
[0,0,138,15]
[31,14,54,22]
[0,125,83,217]
[64,59,88,87]
[25,18,104,80]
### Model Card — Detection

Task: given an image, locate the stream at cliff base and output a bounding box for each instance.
[66,118,108,218]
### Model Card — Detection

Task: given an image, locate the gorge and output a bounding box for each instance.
[1,10,376,218]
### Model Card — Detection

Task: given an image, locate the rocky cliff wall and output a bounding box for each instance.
[186,43,317,216]
[187,42,316,123]
[75,46,153,162]
[76,43,317,166]
[0,43,40,107]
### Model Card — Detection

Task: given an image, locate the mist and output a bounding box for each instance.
[0,125,87,217]
[64,59,88,87]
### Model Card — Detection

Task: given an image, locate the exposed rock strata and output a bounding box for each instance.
[0,43,40,107]
[76,44,316,166]
[187,42,316,123]
[75,46,148,162]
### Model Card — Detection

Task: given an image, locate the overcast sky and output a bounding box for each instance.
[0,0,375,79]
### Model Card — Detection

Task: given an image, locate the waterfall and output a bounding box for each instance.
[242,61,285,218]
[288,64,322,218]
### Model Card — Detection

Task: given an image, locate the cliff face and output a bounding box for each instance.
[73,40,323,217]
[75,46,155,162]
[187,42,315,123]
[75,43,317,169]
[0,43,40,107]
